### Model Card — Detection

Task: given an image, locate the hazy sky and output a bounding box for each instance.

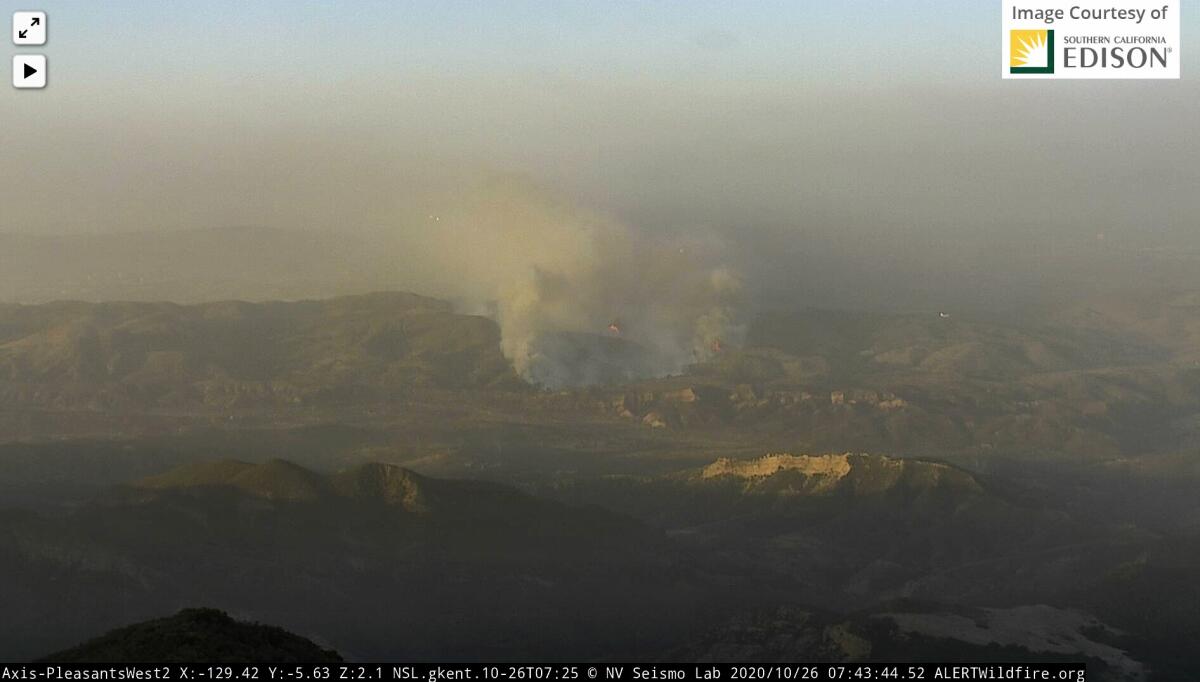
[2,1,1199,309]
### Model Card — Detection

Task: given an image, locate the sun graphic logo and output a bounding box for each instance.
[1010,29,1055,74]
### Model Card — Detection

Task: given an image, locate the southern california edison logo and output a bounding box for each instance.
[1010,29,1055,73]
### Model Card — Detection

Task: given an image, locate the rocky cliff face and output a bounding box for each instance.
[699,452,985,499]
[703,453,854,480]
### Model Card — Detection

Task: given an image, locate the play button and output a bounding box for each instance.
[12,55,46,88]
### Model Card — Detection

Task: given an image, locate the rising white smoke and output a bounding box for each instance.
[399,175,746,387]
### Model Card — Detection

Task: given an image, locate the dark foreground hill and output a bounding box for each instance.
[2,459,730,662]
[1,453,1182,677]
[39,608,342,663]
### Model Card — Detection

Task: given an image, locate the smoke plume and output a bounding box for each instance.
[401,176,746,388]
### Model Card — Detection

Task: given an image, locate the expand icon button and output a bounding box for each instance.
[12,10,46,45]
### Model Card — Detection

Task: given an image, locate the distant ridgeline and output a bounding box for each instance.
[0,292,522,410]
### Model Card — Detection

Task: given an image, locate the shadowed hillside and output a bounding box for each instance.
[541,452,1146,614]
[1,459,729,662]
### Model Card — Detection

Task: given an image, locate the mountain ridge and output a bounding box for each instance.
[0,292,521,410]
